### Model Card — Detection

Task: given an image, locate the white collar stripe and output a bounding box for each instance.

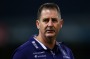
[33,37,47,50]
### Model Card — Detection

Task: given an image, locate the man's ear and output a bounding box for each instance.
[36,20,40,29]
[60,19,64,28]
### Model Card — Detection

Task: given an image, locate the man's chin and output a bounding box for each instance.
[45,34,55,38]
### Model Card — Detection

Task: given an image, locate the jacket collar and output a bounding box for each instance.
[29,35,46,50]
[29,35,61,52]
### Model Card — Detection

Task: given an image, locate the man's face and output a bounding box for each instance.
[36,9,63,38]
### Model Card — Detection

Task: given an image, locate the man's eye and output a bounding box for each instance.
[52,18,58,22]
[43,18,49,22]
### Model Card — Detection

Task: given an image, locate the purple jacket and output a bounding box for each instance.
[12,35,74,59]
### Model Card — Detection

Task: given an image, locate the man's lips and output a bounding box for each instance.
[46,30,55,33]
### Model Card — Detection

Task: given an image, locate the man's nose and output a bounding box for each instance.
[48,20,53,26]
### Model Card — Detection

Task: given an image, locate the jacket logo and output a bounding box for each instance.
[33,51,46,58]
[33,51,45,54]
[34,55,46,58]
[32,41,39,49]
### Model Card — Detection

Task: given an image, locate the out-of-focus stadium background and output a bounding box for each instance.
[0,0,90,59]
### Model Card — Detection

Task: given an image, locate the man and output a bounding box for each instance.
[12,3,74,59]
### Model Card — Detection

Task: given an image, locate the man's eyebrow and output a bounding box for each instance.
[43,18,49,20]
[51,18,57,19]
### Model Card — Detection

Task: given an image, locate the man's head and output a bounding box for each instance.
[36,3,63,41]
[37,3,61,20]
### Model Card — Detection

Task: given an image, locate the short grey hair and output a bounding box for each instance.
[37,3,61,20]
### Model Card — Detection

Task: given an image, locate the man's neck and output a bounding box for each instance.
[36,35,56,49]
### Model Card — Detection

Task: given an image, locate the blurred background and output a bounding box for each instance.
[0,0,90,59]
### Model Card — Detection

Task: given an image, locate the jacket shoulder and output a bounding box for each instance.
[16,41,34,52]
[12,40,34,59]
[59,42,74,59]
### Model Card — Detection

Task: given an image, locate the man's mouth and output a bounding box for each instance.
[46,30,55,33]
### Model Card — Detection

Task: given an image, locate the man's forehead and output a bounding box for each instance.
[40,9,58,18]
[41,9,57,13]
[42,9,50,13]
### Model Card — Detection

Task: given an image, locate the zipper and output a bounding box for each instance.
[50,50,55,59]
